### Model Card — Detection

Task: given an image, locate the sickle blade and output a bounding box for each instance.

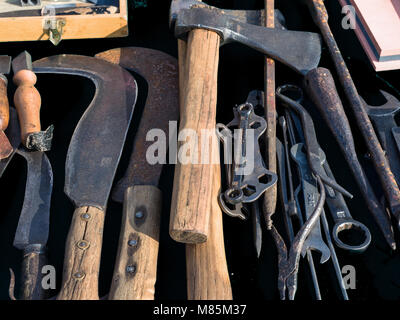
[33,55,138,209]
[13,149,53,250]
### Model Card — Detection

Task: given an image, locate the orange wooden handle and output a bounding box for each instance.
[0,77,9,131]
[13,69,41,146]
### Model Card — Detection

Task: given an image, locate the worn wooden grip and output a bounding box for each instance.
[57,206,105,300]
[13,70,41,145]
[109,185,162,300]
[186,166,232,300]
[169,29,221,244]
[20,248,47,300]
[0,78,9,131]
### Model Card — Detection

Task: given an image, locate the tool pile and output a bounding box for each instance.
[0,0,400,301]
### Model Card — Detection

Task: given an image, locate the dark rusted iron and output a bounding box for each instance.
[94,47,180,201]
[304,67,396,250]
[305,0,400,233]
[32,55,137,210]
[276,85,353,199]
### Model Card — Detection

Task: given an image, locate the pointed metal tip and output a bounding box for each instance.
[12,51,32,74]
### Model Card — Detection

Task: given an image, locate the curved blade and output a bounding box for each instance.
[13,149,53,250]
[95,48,180,202]
[33,55,138,209]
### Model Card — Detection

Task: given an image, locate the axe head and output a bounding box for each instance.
[0,56,11,75]
[170,0,321,75]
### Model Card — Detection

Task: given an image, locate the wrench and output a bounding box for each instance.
[361,90,400,185]
[320,151,372,253]
[291,143,331,264]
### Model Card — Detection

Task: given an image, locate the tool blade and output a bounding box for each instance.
[95,48,180,203]
[13,149,53,250]
[12,51,32,73]
[33,55,137,209]
[0,56,11,75]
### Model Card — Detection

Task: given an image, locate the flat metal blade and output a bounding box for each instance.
[33,55,137,209]
[13,148,53,250]
[0,56,11,75]
[95,48,179,202]
[12,51,32,73]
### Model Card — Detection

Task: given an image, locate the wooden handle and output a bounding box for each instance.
[169,29,221,244]
[57,206,105,300]
[186,166,232,299]
[13,69,41,147]
[109,185,162,300]
[0,77,9,131]
[20,246,47,300]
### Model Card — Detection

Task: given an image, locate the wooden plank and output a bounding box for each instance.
[339,0,400,71]
[0,0,127,42]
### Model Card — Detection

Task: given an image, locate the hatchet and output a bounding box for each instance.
[169,0,322,244]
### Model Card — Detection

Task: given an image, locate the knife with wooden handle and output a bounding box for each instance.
[95,47,179,300]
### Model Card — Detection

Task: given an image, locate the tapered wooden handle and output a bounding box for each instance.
[109,185,162,300]
[0,77,9,131]
[20,246,47,300]
[186,166,232,300]
[57,206,105,300]
[169,29,221,244]
[13,70,41,146]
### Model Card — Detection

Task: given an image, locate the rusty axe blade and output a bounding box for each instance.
[33,54,138,300]
[95,47,179,300]
[170,0,322,75]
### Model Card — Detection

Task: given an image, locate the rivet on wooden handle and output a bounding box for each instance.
[57,206,105,300]
[109,185,162,300]
[169,29,221,244]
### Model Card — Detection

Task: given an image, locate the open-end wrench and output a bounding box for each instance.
[291,143,331,264]
[361,91,400,185]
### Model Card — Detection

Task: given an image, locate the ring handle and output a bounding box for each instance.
[332,219,372,253]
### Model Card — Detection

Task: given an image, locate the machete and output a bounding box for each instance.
[32,55,138,300]
[95,47,179,300]
[13,128,53,300]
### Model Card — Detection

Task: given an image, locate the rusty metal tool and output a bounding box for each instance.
[32,55,137,300]
[0,56,14,159]
[12,51,53,152]
[291,143,331,264]
[305,0,400,232]
[304,68,396,250]
[360,91,400,185]
[169,0,322,244]
[322,158,371,253]
[94,47,179,300]
[11,112,53,300]
[276,85,352,199]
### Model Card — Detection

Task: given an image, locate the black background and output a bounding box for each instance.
[0,0,400,301]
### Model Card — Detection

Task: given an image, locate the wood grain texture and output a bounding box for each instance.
[186,166,232,300]
[263,0,277,229]
[13,69,41,146]
[169,29,221,244]
[109,185,162,300]
[0,78,9,131]
[57,206,105,300]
